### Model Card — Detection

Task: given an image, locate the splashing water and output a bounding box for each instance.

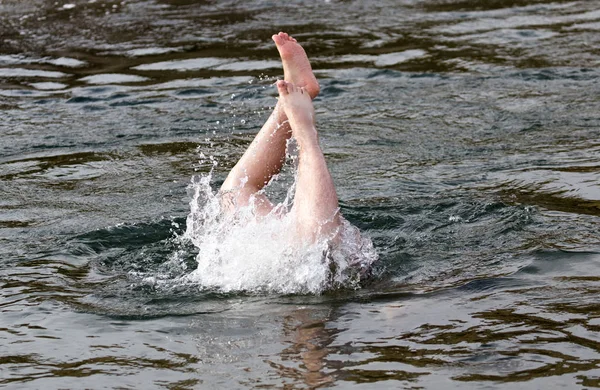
[182,165,378,295]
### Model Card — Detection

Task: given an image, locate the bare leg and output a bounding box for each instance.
[276,80,341,242]
[221,32,320,216]
[220,103,290,216]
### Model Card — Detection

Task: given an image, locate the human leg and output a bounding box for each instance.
[220,103,291,215]
[276,80,341,242]
[220,32,320,216]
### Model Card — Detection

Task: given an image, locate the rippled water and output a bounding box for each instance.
[1,0,600,388]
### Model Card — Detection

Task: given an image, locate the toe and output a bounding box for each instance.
[272,34,284,46]
[276,80,288,94]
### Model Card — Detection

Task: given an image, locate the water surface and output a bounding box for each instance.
[1,0,600,388]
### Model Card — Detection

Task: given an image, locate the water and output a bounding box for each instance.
[1,0,600,388]
[183,170,377,294]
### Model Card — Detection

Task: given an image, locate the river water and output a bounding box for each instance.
[1,0,600,388]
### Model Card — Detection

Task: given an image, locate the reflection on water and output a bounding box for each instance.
[1,0,600,388]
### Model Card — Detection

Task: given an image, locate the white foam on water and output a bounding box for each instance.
[181,165,378,295]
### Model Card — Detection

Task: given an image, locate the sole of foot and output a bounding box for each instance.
[272,32,320,99]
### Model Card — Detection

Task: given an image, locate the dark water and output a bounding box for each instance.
[2,0,600,388]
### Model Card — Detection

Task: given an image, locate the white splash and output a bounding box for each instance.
[182,167,378,295]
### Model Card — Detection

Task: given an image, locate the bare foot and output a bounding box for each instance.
[276,80,317,146]
[272,32,320,99]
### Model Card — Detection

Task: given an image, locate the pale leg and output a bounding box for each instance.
[276,81,341,242]
[220,32,320,216]
[220,103,291,216]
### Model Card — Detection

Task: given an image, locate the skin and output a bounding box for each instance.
[221,32,340,242]
[276,80,340,241]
